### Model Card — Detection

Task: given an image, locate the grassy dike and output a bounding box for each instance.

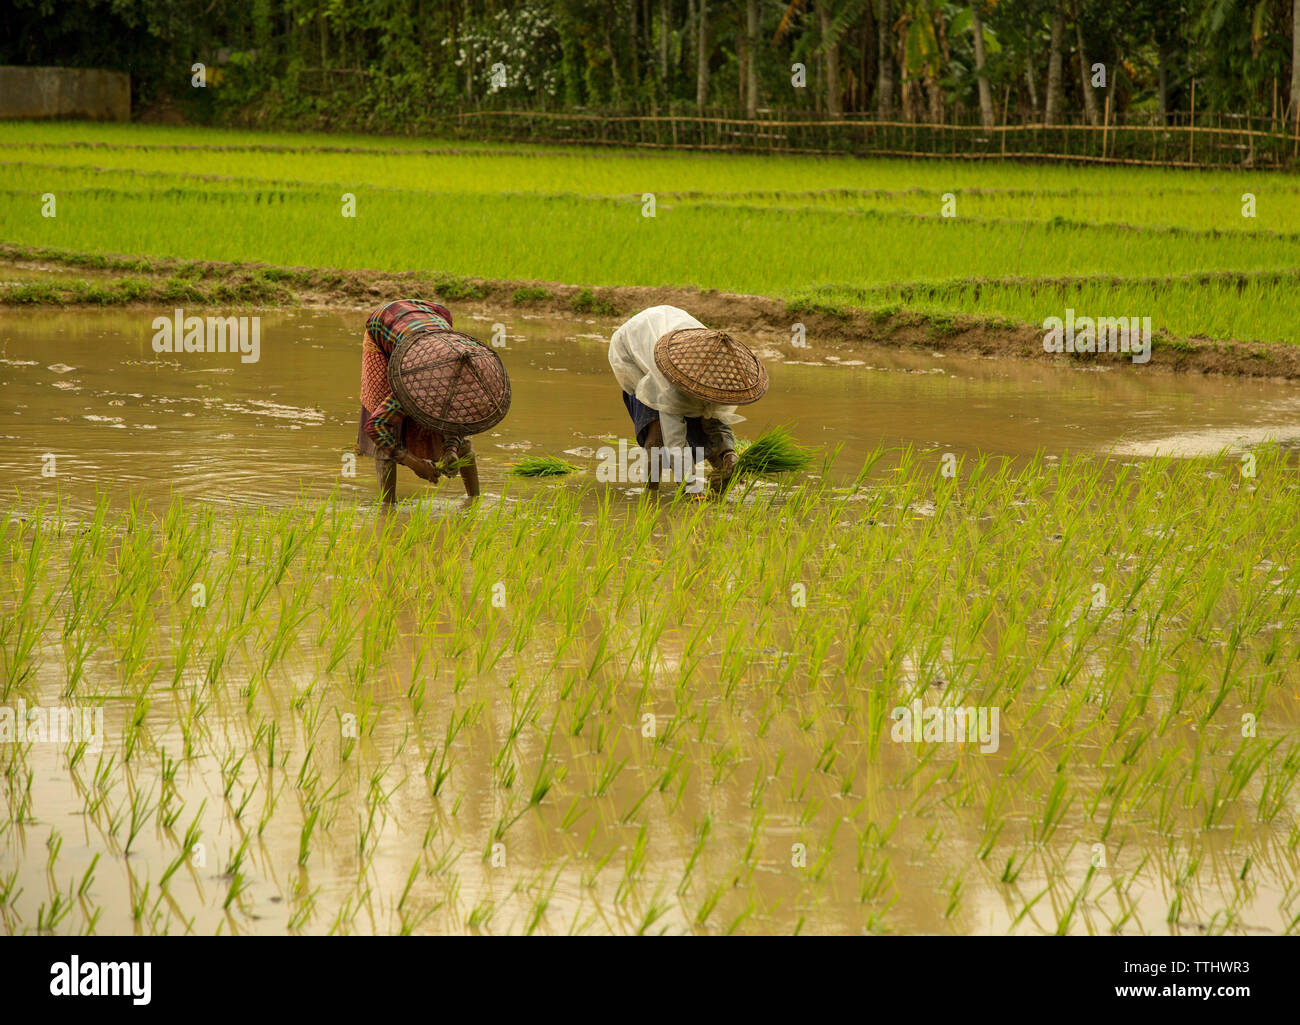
[5,244,1300,379]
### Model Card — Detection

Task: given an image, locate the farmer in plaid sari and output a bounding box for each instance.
[357,299,481,503]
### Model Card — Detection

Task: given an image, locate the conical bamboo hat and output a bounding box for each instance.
[388,330,511,435]
[653,328,769,405]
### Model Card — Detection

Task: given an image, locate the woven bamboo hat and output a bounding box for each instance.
[653,328,769,405]
[388,330,511,435]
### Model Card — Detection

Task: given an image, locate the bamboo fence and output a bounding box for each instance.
[424,106,1300,169]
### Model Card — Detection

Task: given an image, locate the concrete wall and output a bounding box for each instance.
[0,66,130,121]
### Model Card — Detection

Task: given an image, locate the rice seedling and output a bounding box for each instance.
[3,440,1300,935]
[37,885,76,934]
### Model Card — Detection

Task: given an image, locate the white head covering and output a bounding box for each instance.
[608,306,744,424]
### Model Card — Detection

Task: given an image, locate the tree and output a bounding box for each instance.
[9,0,1298,134]
[876,0,896,115]
[697,0,712,109]
[1292,0,1299,126]
[745,0,760,115]
[1044,3,1066,123]
[896,1,946,122]
[820,1,845,116]
[968,3,995,128]
[660,0,671,93]
[1073,0,1100,124]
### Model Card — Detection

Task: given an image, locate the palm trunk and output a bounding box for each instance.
[745,0,759,116]
[1044,6,1065,125]
[971,3,994,129]
[1025,27,1040,117]
[1074,5,1099,125]
[605,20,624,103]
[1291,0,1300,128]
[1157,37,1169,124]
[926,78,943,123]
[696,0,710,109]
[862,2,877,113]
[687,0,697,97]
[875,0,894,117]
[820,3,842,117]
[627,0,639,98]
[659,0,670,92]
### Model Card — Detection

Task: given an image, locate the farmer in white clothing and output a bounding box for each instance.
[608,305,769,494]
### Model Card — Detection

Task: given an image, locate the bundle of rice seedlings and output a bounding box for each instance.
[509,456,580,477]
[733,426,814,478]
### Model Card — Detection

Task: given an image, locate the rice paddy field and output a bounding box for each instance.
[2,122,1300,343]
[5,449,1300,935]
[2,121,1300,937]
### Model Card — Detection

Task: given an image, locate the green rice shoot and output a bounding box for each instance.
[509,455,580,477]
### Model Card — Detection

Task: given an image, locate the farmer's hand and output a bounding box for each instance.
[409,458,443,483]
[707,450,739,496]
[435,455,464,477]
[386,445,442,483]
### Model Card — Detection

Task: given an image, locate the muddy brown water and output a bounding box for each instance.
[4,308,1300,935]
[3,307,1300,509]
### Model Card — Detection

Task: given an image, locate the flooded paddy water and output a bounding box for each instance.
[4,308,1300,507]
[2,307,1299,935]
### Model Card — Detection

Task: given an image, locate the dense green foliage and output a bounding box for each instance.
[5,1,1299,132]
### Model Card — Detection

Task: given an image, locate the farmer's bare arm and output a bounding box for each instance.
[384,445,443,482]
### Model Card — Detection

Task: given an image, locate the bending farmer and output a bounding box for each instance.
[609,305,769,494]
[357,299,511,504]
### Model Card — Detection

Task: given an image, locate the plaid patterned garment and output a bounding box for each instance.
[358,299,454,454]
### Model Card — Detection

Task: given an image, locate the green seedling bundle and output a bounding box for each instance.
[734,427,815,478]
[508,456,580,477]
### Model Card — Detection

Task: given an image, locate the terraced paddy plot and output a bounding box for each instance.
[3,122,1298,228]
[2,123,1298,344]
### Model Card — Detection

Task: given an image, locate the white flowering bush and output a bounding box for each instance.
[447,4,562,101]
